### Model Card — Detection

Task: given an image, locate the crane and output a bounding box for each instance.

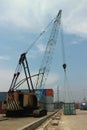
[6,10,62,117]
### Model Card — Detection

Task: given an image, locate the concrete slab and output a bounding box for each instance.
[59,109,87,130]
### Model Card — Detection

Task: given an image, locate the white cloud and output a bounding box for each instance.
[0,56,10,61]
[37,44,46,53]
[62,0,87,37]
[71,41,79,45]
[0,0,87,37]
[0,69,13,91]
[0,0,49,30]
[46,73,60,86]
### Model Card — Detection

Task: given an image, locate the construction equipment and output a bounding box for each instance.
[6,10,62,117]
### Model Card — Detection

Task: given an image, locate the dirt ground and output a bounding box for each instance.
[34,109,87,130]
[0,112,54,130]
[59,109,87,130]
[0,110,87,130]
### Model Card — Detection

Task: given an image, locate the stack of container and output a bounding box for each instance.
[0,92,7,114]
[35,89,54,112]
[0,102,6,114]
[45,89,54,112]
[35,89,46,109]
[0,102,2,113]
[0,92,7,101]
[63,103,76,115]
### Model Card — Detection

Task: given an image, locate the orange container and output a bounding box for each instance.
[46,89,53,96]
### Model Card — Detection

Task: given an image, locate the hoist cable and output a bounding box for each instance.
[64,71,74,102]
[60,24,67,72]
[60,25,66,64]
[60,23,74,102]
[62,70,67,102]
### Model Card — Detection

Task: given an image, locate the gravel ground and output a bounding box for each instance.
[59,109,87,130]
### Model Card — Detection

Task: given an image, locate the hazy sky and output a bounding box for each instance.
[0,0,87,102]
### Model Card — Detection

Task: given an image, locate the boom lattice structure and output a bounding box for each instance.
[36,10,62,89]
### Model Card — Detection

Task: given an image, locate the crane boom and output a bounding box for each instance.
[36,10,62,89]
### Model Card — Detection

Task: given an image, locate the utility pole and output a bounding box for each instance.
[57,86,59,108]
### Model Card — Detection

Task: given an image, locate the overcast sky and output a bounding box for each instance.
[0,0,87,102]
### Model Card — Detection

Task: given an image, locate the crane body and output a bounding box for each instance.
[6,53,47,117]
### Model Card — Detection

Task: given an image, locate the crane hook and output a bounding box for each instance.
[63,63,67,71]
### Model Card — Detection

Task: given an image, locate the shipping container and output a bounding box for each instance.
[35,90,46,103]
[0,102,2,109]
[2,102,7,109]
[35,89,46,95]
[0,92,7,102]
[37,95,46,103]
[45,103,54,112]
[41,89,46,96]
[0,109,6,114]
[0,102,6,114]
[46,89,53,96]
[45,96,54,103]
[63,103,76,115]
